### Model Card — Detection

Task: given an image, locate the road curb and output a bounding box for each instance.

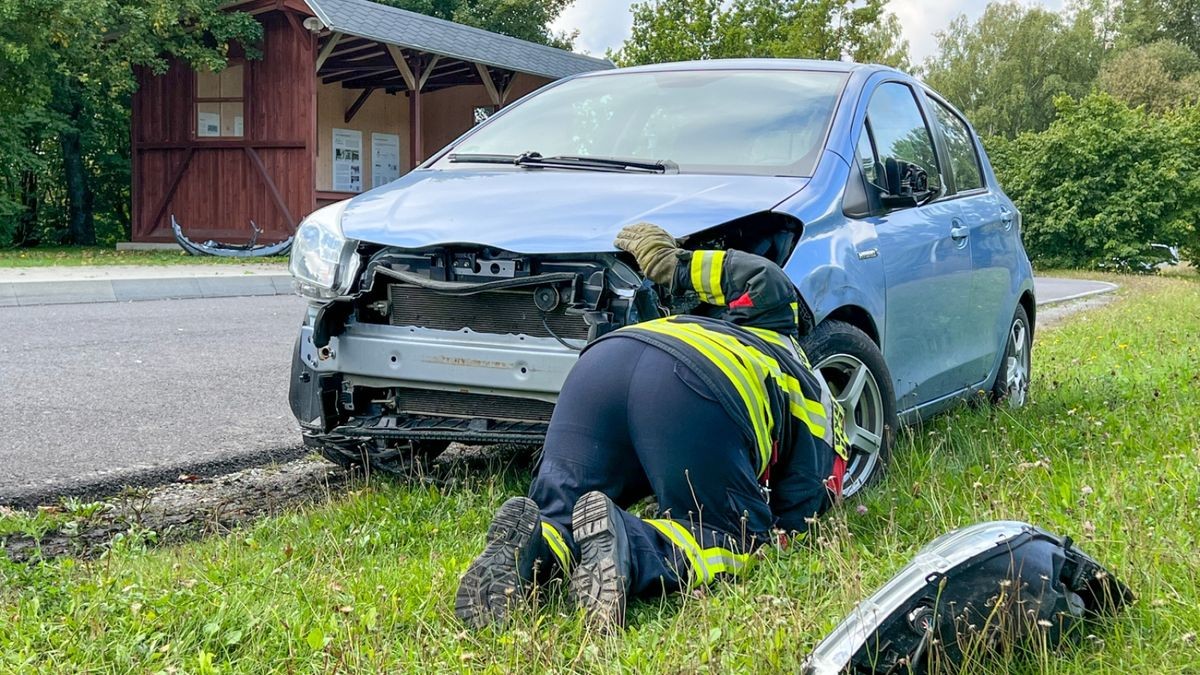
[1034,281,1119,307]
[0,274,294,307]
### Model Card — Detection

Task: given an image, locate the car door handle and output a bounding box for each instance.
[950,226,969,241]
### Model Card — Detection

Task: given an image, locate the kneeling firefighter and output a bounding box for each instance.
[455,223,850,629]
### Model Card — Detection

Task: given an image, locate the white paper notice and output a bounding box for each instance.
[198,112,220,137]
[371,133,401,188]
[332,128,363,192]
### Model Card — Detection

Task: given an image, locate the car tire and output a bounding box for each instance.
[990,305,1032,408]
[304,434,450,473]
[802,320,898,498]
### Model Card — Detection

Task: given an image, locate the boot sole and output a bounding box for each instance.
[570,491,629,629]
[455,496,540,629]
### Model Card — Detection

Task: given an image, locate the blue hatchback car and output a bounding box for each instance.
[288,59,1036,496]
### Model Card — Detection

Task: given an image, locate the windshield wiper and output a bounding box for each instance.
[447,153,521,165]
[517,152,678,174]
[448,151,677,174]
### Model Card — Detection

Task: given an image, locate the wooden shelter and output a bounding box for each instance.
[130,0,612,244]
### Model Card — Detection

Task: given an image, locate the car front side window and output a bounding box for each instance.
[864,82,942,199]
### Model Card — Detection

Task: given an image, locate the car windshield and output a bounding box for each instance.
[441,69,846,177]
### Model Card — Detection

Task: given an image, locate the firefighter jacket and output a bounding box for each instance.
[586,249,850,533]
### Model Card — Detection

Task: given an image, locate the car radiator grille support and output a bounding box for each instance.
[388,284,590,341]
[333,415,548,445]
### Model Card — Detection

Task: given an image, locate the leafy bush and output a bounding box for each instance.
[988,93,1200,269]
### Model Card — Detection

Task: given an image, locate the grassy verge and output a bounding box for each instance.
[2,275,1198,673]
[0,246,286,268]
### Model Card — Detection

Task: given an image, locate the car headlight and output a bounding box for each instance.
[289,201,360,300]
[802,521,1132,674]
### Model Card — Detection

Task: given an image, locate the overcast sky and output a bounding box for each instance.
[551,0,1066,65]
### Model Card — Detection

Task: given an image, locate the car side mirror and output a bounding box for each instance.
[880,158,930,209]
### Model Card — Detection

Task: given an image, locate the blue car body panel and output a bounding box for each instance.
[333,58,1035,420]
[340,170,808,254]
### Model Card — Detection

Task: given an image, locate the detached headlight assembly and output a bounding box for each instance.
[803,521,1132,674]
[289,201,360,300]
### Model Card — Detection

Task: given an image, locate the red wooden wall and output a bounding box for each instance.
[131,11,315,243]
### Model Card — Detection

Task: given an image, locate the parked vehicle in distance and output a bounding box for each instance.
[1098,243,1181,273]
[288,59,1036,496]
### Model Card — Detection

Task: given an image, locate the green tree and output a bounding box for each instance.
[1097,40,1200,112]
[612,0,909,69]
[1117,0,1200,55]
[922,2,1105,138]
[386,0,575,47]
[0,0,259,246]
[988,93,1200,268]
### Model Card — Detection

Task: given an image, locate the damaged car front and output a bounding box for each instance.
[287,63,842,472]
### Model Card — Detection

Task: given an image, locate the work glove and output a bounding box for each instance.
[613,222,682,287]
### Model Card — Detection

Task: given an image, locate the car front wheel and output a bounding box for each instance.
[991,305,1032,408]
[802,320,898,498]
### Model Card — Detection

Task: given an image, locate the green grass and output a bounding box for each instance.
[0,246,286,268]
[2,275,1198,673]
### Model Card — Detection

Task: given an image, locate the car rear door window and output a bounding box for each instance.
[931,99,984,192]
[865,83,941,194]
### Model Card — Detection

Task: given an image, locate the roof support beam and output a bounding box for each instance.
[476,63,502,106]
[314,32,343,73]
[326,40,383,59]
[385,44,418,91]
[322,67,396,84]
[418,55,440,90]
[344,87,376,124]
[499,72,518,106]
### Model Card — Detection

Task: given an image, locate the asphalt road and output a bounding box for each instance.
[0,295,308,506]
[0,276,1115,507]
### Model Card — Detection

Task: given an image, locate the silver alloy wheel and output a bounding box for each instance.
[814,353,885,498]
[1004,317,1031,408]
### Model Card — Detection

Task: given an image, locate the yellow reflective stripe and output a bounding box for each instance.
[646,519,712,584]
[689,252,706,299]
[745,326,791,350]
[636,321,772,473]
[790,301,799,326]
[669,322,775,449]
[689,251,728,305]
[691,320,828,440]
[646,520,755,583]
[702,546,755,576]
[540,522,571,571]
[707,250,727,306]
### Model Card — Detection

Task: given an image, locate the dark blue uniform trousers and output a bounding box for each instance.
[528,336,774,595]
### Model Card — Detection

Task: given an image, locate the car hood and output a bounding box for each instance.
[338,169,808,253]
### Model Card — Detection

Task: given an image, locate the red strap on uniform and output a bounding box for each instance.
[729,293,754,309]
[826,453,847,498]
[760,440,780,486]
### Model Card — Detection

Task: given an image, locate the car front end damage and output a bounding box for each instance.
[289,241,664,457]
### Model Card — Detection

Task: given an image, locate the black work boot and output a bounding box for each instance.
[455,496,542,629]
[569,491,632,629]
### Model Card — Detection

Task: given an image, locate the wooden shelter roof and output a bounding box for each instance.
[305,0,612,93]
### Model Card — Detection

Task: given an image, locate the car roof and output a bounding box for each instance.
[575,58,898,77]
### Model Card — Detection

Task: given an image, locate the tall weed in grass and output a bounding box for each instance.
[1,274,1197,673]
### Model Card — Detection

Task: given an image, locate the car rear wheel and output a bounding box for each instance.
[802,320,898,498]
[991,305,1032,408]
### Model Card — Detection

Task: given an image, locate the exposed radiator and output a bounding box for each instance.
[388,284,589,341]
[394,388,556,423]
